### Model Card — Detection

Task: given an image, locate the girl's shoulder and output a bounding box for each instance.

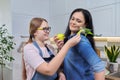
[24,43,33,48]
[24,42,38,51]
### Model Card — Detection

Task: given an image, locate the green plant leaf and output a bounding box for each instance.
[104,46,113,62]
[104,45,120,62]
[113,46,120,62]
[0,24,16,66]
[77,27,93,36]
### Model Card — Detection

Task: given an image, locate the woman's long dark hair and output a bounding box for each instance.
[64,8,96,50]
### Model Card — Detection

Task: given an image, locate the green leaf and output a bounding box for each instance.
[105,46,112,62]
[104,45,120,62]
[0,24,16,66]
[77,27,93,36]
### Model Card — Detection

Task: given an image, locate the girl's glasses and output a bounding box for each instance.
[37,27,51,32]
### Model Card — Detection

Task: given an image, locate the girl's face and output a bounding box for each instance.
[34,21,51,42]
[69,12,86,35]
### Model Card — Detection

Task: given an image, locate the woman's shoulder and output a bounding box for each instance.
[75,35,92,48]
[80,35,89,42]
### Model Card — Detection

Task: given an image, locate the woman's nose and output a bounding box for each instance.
[72,20,76,24]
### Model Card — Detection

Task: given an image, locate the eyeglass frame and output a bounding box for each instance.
[37,27,51,32]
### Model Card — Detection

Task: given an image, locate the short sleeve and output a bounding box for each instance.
[23,43,45,69]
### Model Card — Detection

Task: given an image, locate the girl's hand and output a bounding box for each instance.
[54,36,64,50]
[66,34,81,47]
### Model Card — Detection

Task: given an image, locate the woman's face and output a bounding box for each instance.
[34,21,50,41]
[69,12,86,35]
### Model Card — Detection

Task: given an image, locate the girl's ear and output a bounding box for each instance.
[34,31,37,37]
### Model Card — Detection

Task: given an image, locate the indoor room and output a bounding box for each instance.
[0,0,120,80]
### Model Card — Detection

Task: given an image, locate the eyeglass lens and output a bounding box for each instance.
[43,27,51,32]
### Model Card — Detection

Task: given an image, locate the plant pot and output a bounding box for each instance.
[107,62,119,73]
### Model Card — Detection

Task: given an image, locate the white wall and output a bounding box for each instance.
[89,0,120,37]
[116,2,120,36]
[90,4,116,36]
[0,0,12,34]
[11,0,50,37]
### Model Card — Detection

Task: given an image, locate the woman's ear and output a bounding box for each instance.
[84,23,87,27]
[82,25,86,28]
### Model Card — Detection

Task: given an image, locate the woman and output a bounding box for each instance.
[23,17,80,80]
[55,8,105,80]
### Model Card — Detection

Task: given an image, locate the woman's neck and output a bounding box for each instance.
[71,31,77,35]
[70,32,76,36]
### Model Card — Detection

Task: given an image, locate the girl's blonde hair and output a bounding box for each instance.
[27,17,47,43]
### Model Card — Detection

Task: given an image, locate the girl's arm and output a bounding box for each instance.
[36,34,80,76]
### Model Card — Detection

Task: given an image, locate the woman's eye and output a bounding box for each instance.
[71,18,74,20]
[77,20,81,23]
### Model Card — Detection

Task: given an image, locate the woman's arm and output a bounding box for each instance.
[76,36,105,80]
[58,71,66,80]
[94,70,105,80]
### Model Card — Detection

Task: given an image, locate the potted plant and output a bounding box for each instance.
[104,45,120,73]
[0,24,15,80]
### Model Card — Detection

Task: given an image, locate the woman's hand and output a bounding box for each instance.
[58,72,66,80]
